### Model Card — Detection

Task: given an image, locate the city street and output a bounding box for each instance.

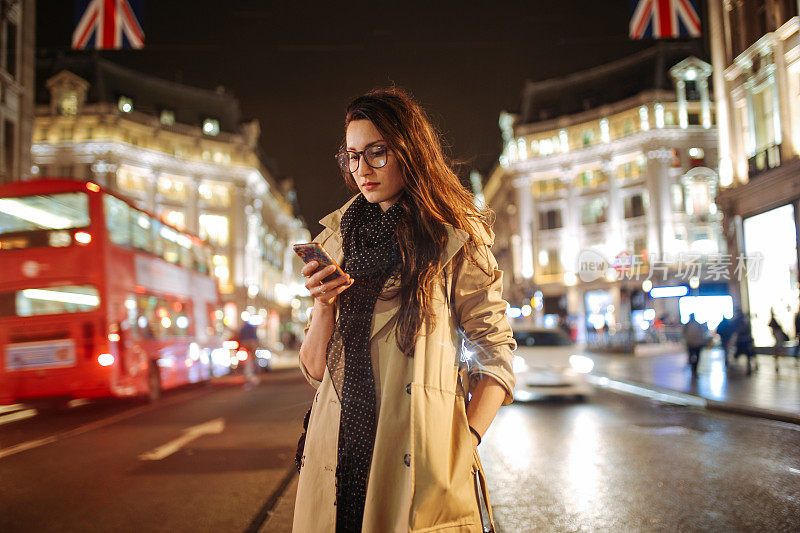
[2,364,798,532]
[0,370,313,532]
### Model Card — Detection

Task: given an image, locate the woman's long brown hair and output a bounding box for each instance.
[341,87,493,356]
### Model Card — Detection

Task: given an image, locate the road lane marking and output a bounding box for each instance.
[139,418,225,461]
[588,375,707,407]
[0,436,58,460]
[0,386,211,461]
[0,404,27,415]
[0,409,37,426]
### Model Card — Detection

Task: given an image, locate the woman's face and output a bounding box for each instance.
[345,119,405,212]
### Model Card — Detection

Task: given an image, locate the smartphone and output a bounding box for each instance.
[292,242,346,283]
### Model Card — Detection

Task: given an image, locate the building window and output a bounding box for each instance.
[4,19,17,79]
[539,248,562,276]
[623,193,647,219]
[199,214,229,248]
[600,119,610,142]
[118,96,133,113]
[160,109,175,126]
[157,174,189,202]
[117,166,149,196]
[577,169,608,188]
[581,198,608,225]
[622,119,633,135]
[639,106,650,131]
[581,129,594,146]
[58,91,79,116]
[198,181,231,208]
[202,118,219,136]
[532,177,564,197]
[539,208,563,230]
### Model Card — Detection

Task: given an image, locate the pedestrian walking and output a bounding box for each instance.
[794,304,800,362]
[732,311,757,375]
[238,321,259,386]
[682,313,707,375]
[768,309,789,373]
[716,313,736,366]
[294,88,515,532]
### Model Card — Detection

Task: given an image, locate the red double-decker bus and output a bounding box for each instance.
[0,179,230,406]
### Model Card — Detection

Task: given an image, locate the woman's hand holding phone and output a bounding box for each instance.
[301,260,354,307]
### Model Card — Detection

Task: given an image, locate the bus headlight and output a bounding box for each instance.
[97,353,115,367]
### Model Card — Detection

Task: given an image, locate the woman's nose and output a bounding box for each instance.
[356,155,374,177]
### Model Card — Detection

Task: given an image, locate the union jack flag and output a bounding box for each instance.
[629,0,701,39]
[72,0,145,50]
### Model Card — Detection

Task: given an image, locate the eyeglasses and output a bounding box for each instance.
[335,145,389,173]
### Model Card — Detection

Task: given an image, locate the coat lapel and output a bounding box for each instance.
[319,197,471,342]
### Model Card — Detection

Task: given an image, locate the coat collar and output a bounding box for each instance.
[319,194,470,340]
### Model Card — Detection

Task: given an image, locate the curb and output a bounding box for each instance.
[588,374,800,426]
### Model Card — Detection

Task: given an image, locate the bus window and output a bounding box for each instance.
[0,192,89,234]
[177,233,193,269]
[151,220,164,257]
[193,243,211,274]
[104,195,132,247]
[159,225,180,264]
[0,285,100,317]
[131,212,153,252]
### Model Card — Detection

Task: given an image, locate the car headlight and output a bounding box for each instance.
[569,354,594,374]
[512,355,529,373]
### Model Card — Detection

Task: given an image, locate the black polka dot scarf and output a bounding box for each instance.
[326,193,404,532]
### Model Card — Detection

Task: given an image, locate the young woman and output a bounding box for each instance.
[293,88,516,533]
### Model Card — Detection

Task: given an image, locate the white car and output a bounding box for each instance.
[512,328,594,401]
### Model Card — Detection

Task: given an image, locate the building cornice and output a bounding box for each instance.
[506,127,718,174]
[515,90,676,135]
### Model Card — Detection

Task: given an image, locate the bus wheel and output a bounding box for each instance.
[147,363,162,403]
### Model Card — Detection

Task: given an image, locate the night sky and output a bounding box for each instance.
[37,1,655,232]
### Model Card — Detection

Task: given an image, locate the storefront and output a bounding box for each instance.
[742,204,799,346]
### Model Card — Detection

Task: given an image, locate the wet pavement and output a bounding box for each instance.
[589,347,800,421]
[483,389,800,532]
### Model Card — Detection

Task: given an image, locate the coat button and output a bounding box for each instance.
[403,453,411,467]
[405,383,411,394]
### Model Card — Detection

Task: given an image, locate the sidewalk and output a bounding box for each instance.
[589,346,800,424]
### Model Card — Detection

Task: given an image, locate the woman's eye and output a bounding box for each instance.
[369,146,387,156]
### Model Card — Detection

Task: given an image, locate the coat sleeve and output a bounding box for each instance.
[452,243,517,405]
[297,228,333,389]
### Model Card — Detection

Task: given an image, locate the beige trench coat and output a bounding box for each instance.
[293,196,516,532]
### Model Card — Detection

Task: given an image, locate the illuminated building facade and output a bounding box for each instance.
[31,55,310,346]
[708,0,800,345]
[0,0,34,185]
[485,44,726,340]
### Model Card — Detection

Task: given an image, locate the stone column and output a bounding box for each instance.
[645,148,675,258]
[771,37,796,161]
[563,165,581,276]
[604,158,623,255]
[514,174,535,280]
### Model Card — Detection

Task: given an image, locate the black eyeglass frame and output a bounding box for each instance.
[334,145,390,173]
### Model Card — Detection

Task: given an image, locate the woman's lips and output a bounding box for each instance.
[362,182,378,190]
